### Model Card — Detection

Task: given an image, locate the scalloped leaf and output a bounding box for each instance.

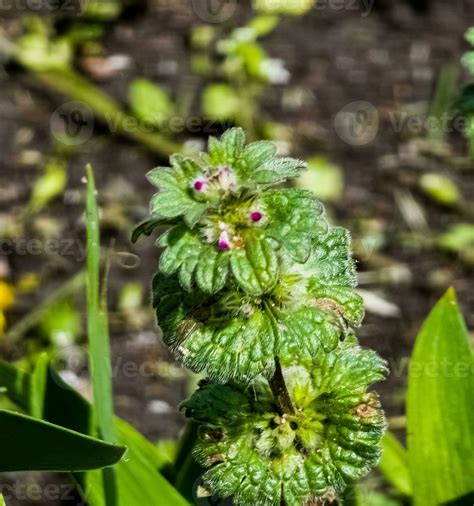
[204,128,246,167]
[195,246,230,294]
[176,309,275,383]
[183,343,387,505]
[281,306,341,356]
[306,228,357,288]
[243,140,277,172]
[148,166,207,227]
[262,189,327,262]
[310,285,365,328]
[253,157,307,184]
[230,235,279,296]
[158,226,203,290]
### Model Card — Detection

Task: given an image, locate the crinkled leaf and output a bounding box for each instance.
[158,226,203,290]
[195,247,229,294]
[204,128,246,167]
[281,306,340,356]
[253,157,307,184]
[243,140,277,171]
[306,228,357,287]
[230,235,279,295]
[174,310,275,383]
[148,162,207,227]
[262,189,327,262]
[310,285,365,328]
[183,341,387,505]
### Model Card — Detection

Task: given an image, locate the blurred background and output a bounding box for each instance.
[0,0,473,504]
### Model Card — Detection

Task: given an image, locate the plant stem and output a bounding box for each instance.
[269,357,295,415]
[35,69,183,157]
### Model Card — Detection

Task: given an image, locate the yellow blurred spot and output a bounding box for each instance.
[17,273,40,293]
[0,311,5,337]
[0,281,15,309]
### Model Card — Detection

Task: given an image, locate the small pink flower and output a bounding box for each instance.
[250,211,263,222]
[193,178,207,191]
[218,231,230,250]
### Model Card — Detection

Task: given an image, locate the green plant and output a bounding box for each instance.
[136,128,388,505]
[378,288,474,506]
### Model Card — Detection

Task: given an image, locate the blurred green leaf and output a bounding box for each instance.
[247,15,279,37]
[129,79,174,127]
[191,25,215,49]
[85,419,189,506]
[202,83,241,121]
[0,359,30,408]
[419,173,461,206]
[28,158,67,214]
[0,357,189,505]
[0,409,125,472]
[407,288,474,506]
[465,27,474,47]
[252,0,316,15]
[439,223,474,252]
[39,299,81,347]
[379,431,412,496]
[295,156,344,202]
[118,283,143,313]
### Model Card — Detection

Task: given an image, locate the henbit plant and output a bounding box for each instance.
[136,127,388,505]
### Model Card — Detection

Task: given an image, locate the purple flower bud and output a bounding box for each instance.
[218,231,230,250]
[250,211,263,222]
[193,178,207,191]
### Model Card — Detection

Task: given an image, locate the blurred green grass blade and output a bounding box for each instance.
[0,409,125,472]
[85,419,190,506]
[379,431,412,496]
[86,164,117,506]
[30,352,49,418]
[407,288,474,506]
[0,492,5,506]
[172,422,205,502]
[0,360,30,407]
[0,359,188,505]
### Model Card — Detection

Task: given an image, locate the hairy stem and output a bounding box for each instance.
[269,357,295,415]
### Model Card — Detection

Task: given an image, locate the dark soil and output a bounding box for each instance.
[0,0,473,504]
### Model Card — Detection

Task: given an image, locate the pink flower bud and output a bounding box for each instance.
[218,231,230,250]
[193,178,207,191]
[250,211,263,222]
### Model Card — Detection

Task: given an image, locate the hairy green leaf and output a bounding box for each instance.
[183,339,387,506]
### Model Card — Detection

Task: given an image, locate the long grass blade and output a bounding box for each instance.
[86,164,117,506]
